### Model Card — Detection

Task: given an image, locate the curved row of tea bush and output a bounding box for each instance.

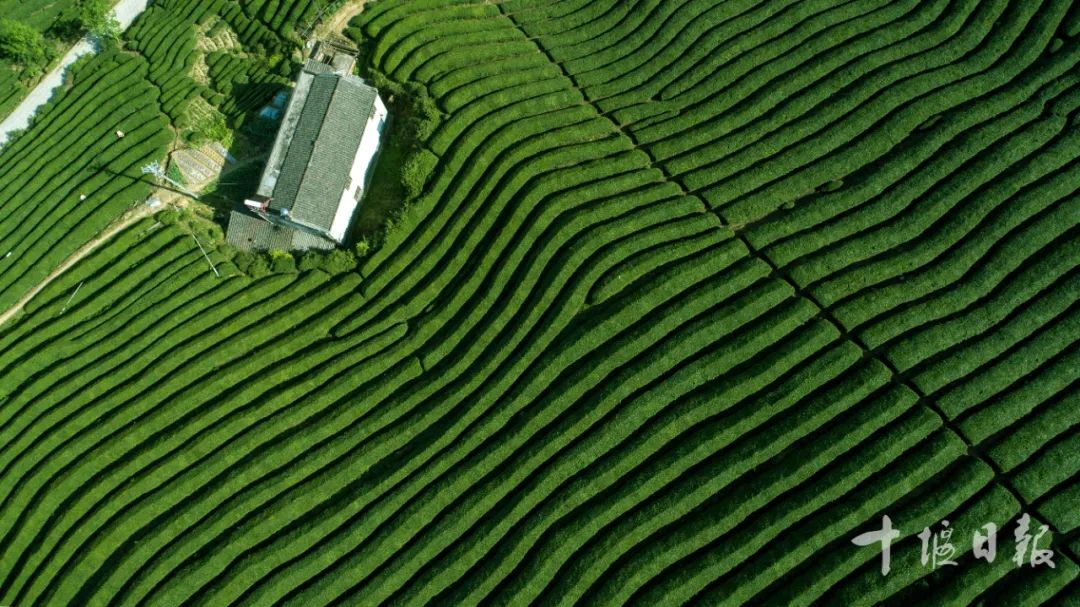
[0,51,172,313]
[0,0,1077,604]
[501,0,1080,560]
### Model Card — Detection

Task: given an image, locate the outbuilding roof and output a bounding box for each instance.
[226,210,336,251]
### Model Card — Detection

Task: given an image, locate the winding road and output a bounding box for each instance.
[0,0,152,147]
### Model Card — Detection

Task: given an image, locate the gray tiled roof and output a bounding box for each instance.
[226,59,379,252]
[226,210,335,251]
[267,67,377,230]
[303,59,338,75]
[291,228,338,250]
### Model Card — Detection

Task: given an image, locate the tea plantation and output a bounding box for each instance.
[0,0,1077,605]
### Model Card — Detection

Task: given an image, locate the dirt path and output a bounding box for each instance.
[0,0,367,328]
[0,202,163,328]
[316,0,368,39]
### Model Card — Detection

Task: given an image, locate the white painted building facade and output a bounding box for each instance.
[227,58,388,251]
[330,95,388,241]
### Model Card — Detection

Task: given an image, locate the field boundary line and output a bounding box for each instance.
[496,3,1080,564]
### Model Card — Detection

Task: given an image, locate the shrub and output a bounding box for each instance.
[78,0,121,41]
[297,250,321,272]
[231,250,257,273]
[0,19,48,67]
[246,254,272,277]
[270,249,296,273]
[319,248,357,275]
[400,148,437,199]
[194,111,233,147]
[410,90,442,142]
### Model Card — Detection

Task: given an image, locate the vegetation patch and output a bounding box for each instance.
[0,1,1076,605]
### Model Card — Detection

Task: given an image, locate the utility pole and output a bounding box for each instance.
[192,234,221,278]
[60,281,84,314]
[141,161,200,199]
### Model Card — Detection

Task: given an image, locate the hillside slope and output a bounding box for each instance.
[0,0,1077,605]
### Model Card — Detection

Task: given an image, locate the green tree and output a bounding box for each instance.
[0,19,48,67]
[270,250,297,273]
[78,0,120,41]
[401,148,438,199]
[319,248,357,274]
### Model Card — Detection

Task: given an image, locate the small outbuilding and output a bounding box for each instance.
[227,58,388,251]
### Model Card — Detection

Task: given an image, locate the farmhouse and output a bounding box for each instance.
[227,59,388,251]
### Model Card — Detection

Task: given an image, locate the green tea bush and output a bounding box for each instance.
[401,148,438,199]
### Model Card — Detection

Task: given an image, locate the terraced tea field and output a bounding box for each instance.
[0,0,1077,605]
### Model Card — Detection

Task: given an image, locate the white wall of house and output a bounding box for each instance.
[330,95,389,242]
